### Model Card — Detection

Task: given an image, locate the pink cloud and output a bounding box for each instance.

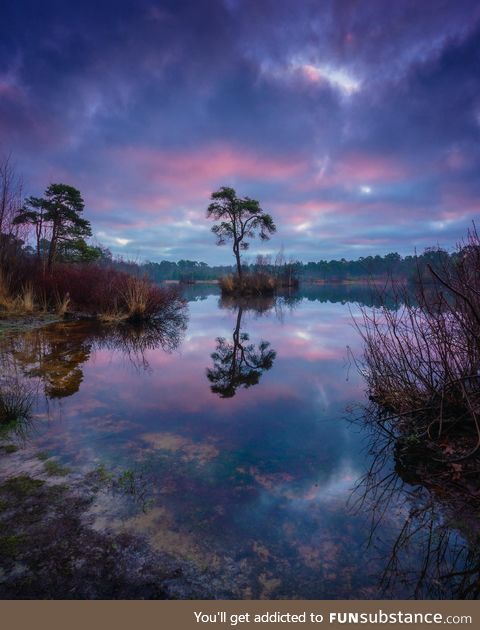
[79,143,308,223]
[113,143,306,190]
[333,153,408,183]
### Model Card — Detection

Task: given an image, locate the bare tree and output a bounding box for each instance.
[0,154,27,281]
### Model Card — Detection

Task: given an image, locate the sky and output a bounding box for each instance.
[1,0,479,264]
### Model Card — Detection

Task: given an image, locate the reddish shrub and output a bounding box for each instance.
[29,264,184,321]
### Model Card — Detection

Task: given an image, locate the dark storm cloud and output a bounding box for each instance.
[0,0,479,262]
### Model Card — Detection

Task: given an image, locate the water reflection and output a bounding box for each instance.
[0,316,187,402]
[180,282,401,309]
[0,286,470,598]
[207,304,276,398]
[352,418,480,599]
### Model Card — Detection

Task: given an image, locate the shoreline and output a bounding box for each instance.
[0,313,64,336]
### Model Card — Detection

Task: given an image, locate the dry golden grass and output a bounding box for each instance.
[0,271,15,311]
[219,272,277,296]
[55,292,71,316]
[121,276,150,319]
[18,284,35,312]
[219,274,235,293]
[0,273,37,314]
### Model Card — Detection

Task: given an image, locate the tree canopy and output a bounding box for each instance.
[207,306,276,397]
[14,183,92,269]
[206,186,276,278]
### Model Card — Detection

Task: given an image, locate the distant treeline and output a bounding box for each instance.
[134,248,453,283]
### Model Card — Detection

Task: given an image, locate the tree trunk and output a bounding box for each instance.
[47,226,57,271]
[233,240,242,281]
[232,306,242,375]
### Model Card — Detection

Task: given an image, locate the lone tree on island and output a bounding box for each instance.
[206,186,276,280]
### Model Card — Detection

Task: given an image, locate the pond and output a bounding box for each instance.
[0,285,476,599]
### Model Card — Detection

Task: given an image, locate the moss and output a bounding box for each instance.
[47,483,69,497]
[36,451,50,461]
[86,463,114,485]
[0,534,25,556]
[0,475,45,498]
[44,460,71,477]
[2,444,18,454]
[117,469,135,492]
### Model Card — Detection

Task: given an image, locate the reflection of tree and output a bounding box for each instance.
[219,292,301,323]
[207,306,276,398]
[219,294,275,315]
[0,324,91,399]
[0,311,187,400]
[351,417,480,598]
[96,311,187,371]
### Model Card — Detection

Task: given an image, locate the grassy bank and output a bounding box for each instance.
[0,263,184,324]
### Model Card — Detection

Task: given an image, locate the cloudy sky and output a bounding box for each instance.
[1,0,479,263]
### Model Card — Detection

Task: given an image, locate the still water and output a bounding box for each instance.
[0,285,474,599]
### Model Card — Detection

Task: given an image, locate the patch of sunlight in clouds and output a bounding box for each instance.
[96,230,131,247]
[260,58,361,97]
[300,63,361,95]
[295,222,312,233]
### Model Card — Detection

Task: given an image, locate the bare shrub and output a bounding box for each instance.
[32,264,184,322]
[356,226,480,460]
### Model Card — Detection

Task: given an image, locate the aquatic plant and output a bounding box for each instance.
[0,376,34,438]
[89,463,153,513]
[43,459,71,477]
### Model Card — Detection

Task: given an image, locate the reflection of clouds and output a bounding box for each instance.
[287,465,358,505]
[3,294,385,597]
[86,299,361,414]
[81,414,138,435]
[314,382,330,411]
[22,297,365,469]
[250,460,359,506]
[140,432,219,465]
